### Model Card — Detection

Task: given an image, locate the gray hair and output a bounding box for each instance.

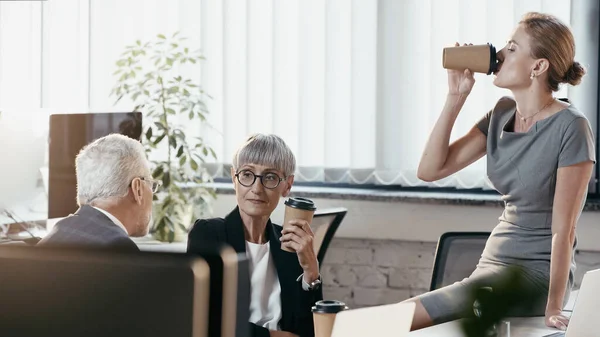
[76,133,148,205]
[232,134,296,177]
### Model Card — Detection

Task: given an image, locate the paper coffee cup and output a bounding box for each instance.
[442,43,498,75]
[282,197,316,253]
[312,300,349,337]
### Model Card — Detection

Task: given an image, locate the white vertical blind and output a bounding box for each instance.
[0,1,41,108]
[0,0,593,192]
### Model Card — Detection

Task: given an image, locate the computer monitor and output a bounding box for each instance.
[48,112,143,218]
[0,109,47,212]
[0,245,209,337]
[187,242,251,337]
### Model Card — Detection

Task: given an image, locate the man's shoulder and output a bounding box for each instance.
[39,209,136,251]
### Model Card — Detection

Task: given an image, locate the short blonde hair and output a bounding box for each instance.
[232,134,296,177]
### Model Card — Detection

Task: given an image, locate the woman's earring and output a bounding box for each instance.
[530,72,535,79]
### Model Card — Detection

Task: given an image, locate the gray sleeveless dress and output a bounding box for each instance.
[417,96,596,324]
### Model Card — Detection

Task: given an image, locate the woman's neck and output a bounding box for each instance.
[512,89,554,119]
[239,211,270,244]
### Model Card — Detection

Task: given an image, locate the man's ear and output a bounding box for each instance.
[282,175,294,197]
[131,178,144,205]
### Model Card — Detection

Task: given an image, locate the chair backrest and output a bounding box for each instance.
[429,231,490,291]
[310,207,347,267]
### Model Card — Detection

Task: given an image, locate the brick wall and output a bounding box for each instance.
[321,238,600,309]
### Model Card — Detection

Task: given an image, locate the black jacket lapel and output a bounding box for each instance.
[223,207,248,254]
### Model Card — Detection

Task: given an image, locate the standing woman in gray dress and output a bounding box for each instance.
[408,12,595,331]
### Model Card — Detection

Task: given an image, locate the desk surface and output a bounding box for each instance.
[408,290,578,337]
[407,316,563,337]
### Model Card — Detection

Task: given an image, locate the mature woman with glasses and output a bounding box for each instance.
[187,134,323,337]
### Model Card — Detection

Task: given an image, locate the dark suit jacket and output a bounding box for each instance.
[187,207,323,337]
[37,205,139,252]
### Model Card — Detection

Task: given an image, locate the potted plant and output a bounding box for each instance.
[110,32,217,242]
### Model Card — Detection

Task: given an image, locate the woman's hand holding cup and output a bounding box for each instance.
[280,219,319,282]
[447,42,476,96]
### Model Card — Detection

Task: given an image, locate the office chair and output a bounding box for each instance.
[310,207,347,268]
[429,231,490,291]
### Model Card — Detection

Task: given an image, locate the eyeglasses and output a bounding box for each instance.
[138,177,162,193]
[234,169,284,189]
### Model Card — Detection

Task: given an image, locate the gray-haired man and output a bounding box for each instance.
[38,134,160,251]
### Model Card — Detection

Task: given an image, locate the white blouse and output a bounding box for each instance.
[245,241,283,330]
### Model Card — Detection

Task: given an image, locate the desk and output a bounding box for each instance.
[408,290,579,337]
[408,291,578,337]
[407,316,562,337]
[132,236,188,253]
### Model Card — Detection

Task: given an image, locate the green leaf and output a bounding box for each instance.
[184,47,189,54]
[116,59,127,66]
[210,148,217,160]
[153,218,166,232]
[136,40,141,46]
[145,127,153,140]
[166,108,176,115]
[131,92,141,102]
[153,134,166,145]
[171,43,178,49]
[164,216,175,232]
[167,86,179,94]
[202,147,208,156]
[152,165,164,179]
[169,136,177,149]
[168,230,175,243]
[190,159,198,171]
[160,196,171,210]
[163,171,171,188]
[189,58,197,64]
[179,155,187,167]
[188,110,194,120]
[177,223,188,233]
[166,58,174,66]
[176,145,184,158]
[158,34,166,39]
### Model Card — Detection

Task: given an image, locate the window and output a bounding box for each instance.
[0,0,597,193]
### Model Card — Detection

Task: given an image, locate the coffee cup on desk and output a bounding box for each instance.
[442,43,499,75]
[282,197,316,253]
[312,300,349,337]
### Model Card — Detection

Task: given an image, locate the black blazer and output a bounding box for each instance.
[37,205,139,252]
[187,207,323,337]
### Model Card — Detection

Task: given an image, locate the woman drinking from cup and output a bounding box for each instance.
[407,12,594,331]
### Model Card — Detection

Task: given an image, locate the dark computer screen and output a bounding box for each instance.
[0,245,210,337]
[48,112,142,218]
[187,242,251,337]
